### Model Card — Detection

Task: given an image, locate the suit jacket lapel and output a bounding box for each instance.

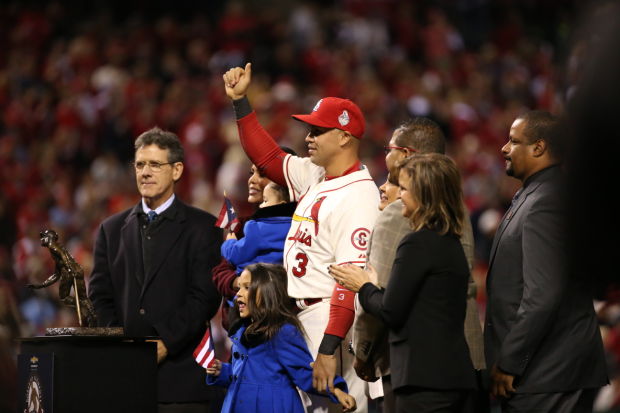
[488,181,542,269]
[121,204,144,287]
[140,199,186,299]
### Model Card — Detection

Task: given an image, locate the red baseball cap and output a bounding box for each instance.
[292,97,365,139]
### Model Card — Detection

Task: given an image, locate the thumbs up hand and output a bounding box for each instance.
[223,62,252,100]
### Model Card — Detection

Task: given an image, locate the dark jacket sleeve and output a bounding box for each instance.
[212,257,238,299]
[88,223,119,327]
[359,232,431,330]
[153,220,223,356]
[498,196,567,375]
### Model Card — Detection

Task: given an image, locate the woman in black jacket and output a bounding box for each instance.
[330,153,475,412]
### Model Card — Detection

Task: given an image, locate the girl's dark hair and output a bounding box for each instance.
[272,146,297,203]
[266,182,291,203]
[243,263,304,341]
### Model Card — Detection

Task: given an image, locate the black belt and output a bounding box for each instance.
[291,297,323,313]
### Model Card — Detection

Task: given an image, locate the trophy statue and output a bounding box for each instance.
[27,229,122,336]
[17,230,154,412]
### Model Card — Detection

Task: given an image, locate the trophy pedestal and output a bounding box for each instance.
[18,334,157,413]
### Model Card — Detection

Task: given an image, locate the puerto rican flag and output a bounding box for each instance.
[215,195,240,232]
[193,326,216,368]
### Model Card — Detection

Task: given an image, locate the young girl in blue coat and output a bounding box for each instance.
[206,263,356,413]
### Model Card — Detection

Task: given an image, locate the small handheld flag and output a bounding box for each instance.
[193,326,216,368]
[215,193,240,232]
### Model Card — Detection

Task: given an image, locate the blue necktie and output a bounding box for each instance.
[147,211,158,223]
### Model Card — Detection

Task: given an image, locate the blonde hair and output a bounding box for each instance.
[399,154,465,236]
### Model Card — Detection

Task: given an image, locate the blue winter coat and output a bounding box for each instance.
[207,322,348,413]
[221,215,292,274]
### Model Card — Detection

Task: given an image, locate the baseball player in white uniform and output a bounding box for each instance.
[223,63,379,412]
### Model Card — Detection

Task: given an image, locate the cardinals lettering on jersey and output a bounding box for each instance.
[288,227,312,247]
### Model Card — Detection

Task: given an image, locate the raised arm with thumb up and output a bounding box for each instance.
[222,62,252,100]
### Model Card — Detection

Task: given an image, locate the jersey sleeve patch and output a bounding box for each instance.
[351,227,371,251]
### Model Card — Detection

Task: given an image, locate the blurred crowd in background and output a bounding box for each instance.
[1,0,619,411]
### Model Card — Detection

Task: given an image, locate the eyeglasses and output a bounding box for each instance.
[132,161,175,172]
[383,145,417,155]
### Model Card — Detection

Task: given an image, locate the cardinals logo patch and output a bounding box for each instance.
[310,196,327,235]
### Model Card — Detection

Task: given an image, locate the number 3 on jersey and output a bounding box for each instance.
[292,252,308,277]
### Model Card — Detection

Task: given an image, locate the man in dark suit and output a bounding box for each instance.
[88,127,223,413]
[484,111,607,412]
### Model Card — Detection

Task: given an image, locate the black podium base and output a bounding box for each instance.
[19,335,157,413]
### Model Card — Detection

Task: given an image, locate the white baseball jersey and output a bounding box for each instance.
[282,154,380,299]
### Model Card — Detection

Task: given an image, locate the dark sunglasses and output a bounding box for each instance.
[308,126,334,137]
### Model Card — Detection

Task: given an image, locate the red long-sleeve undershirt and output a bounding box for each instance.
[237,112,287,186]
[236,110,355,346]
